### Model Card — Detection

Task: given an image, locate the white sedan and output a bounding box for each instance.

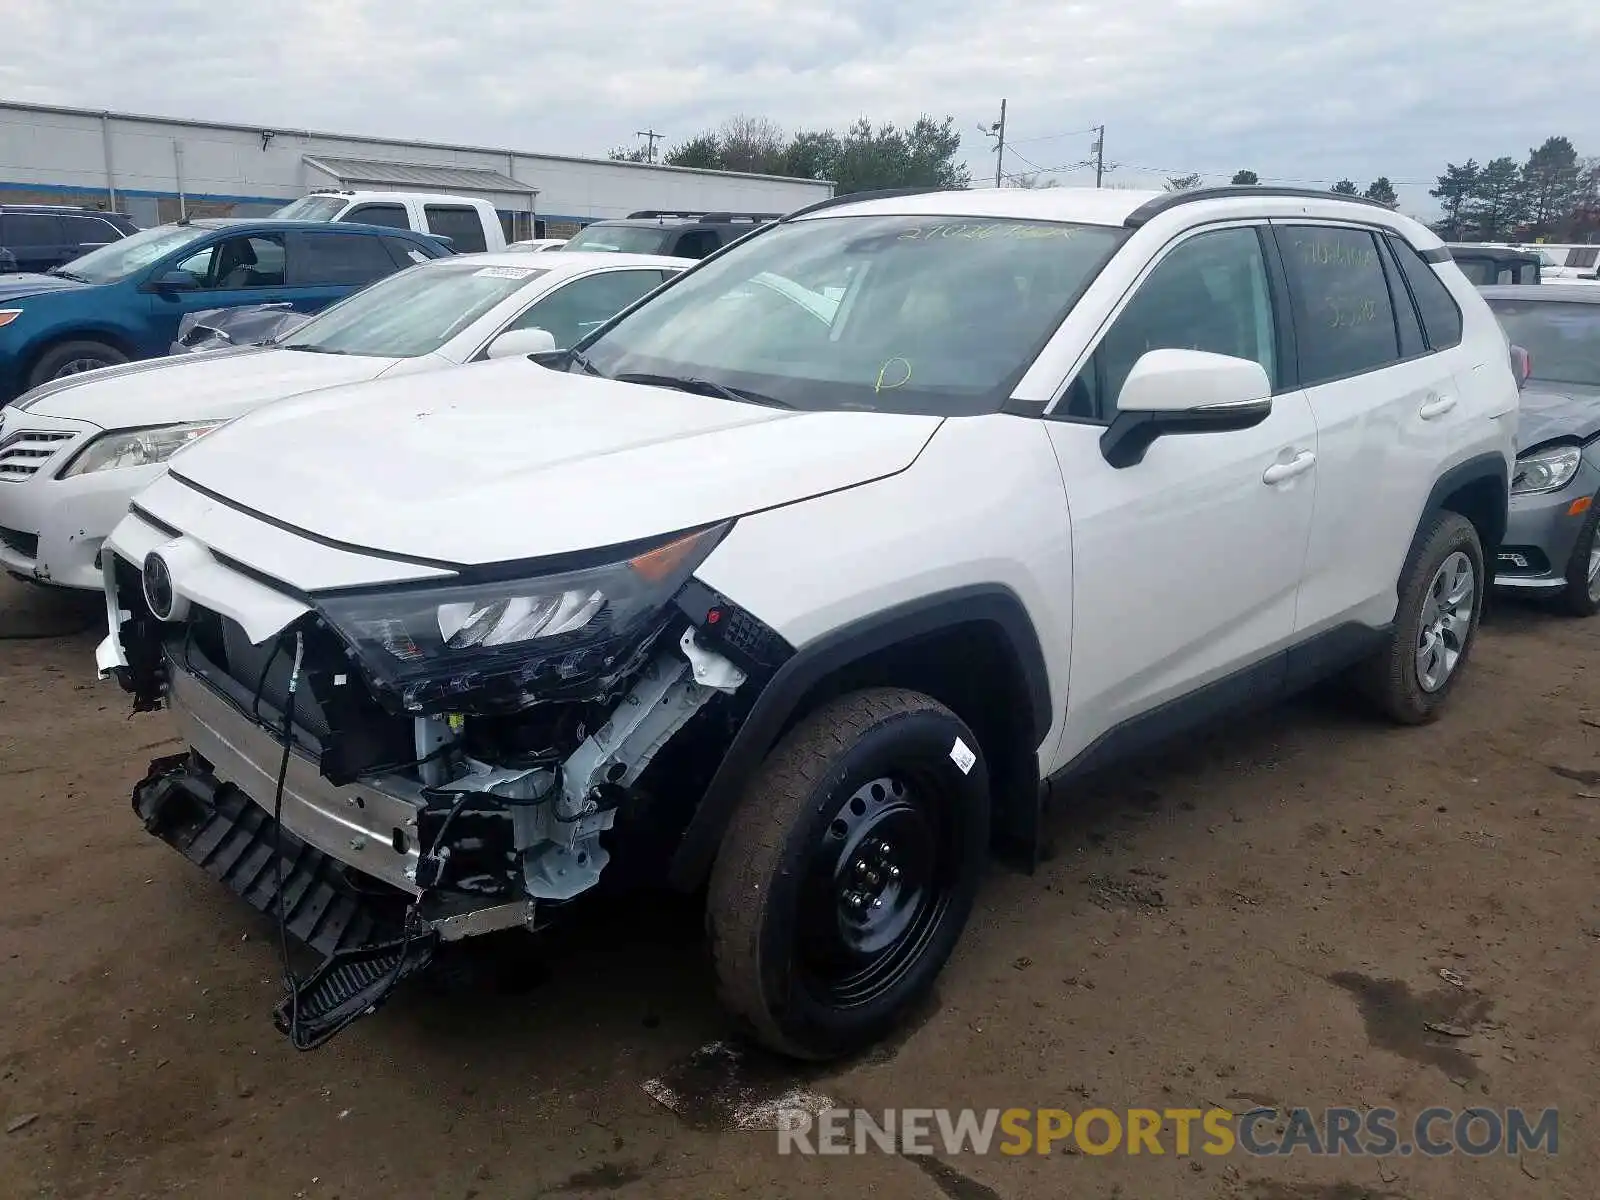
[0,250,686,590]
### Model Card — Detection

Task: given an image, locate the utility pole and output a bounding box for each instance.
[1092,125,1106,188]
[981,99,1008,187]
[635,128,665,164]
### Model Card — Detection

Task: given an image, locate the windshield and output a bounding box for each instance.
[57,224,214,284]
[1488,299,1600,387]
[278,262,551,358]
[274,196,351,221]
[565,225,672,254]
[576,215,1127,415]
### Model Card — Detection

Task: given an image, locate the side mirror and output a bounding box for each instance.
[150,269,199,292]
[486,327,558,359]
[1100,349,1273,469]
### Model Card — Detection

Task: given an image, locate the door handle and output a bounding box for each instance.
[1262,451,1316,485]
[1419,393,1457,420]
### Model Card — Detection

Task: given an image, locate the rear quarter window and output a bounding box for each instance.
[1387,235,1463,351]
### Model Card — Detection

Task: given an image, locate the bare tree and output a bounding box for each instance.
[1164,173,1203,192]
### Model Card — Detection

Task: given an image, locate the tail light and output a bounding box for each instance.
[1509,344,1532,390]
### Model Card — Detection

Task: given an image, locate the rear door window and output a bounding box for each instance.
[291,232,403,286]
[2,213,64,249]
[672,229,721,259]
[1277,226,1401,385]
[424,205,487,253]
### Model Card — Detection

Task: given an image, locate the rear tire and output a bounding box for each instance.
[27,339,127,388]
[1556,498,1600,618]
[706,688,989,1060]
[1354,511,1484,724]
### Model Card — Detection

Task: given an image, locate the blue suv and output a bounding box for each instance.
[0,219,452,402]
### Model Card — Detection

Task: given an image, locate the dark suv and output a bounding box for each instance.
[1447,244,1543,287]
[1,205,140,275]
[563,210,780,259]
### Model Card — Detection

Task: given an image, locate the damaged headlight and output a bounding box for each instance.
[315,522,731,714]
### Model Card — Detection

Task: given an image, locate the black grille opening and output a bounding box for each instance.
[0,525,38,559]
[1496,546,1550,576]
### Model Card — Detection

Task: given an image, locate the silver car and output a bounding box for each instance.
[1483,285,1600,614]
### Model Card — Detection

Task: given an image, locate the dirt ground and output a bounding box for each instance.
[2,572,1597,1200]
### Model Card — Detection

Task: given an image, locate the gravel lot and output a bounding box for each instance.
[2,572,1597,1200]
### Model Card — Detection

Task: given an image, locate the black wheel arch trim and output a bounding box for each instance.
[668,583,1053,890]
[1418,452,1509,559]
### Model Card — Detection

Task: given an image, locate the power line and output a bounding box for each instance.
[1005,125,1100,147]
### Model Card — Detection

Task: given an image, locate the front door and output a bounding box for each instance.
[145,232,290,345]
[1042,223,1319,770]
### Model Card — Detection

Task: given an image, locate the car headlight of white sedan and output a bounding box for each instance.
[1511,444,1583,495]
[61,421,224,477]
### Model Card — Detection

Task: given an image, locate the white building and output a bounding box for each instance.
[0,100,833,239]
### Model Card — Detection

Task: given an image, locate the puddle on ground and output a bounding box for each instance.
[641,1040,837,1132]
[546,1160,647,1193]
[907,1153,1004,1200]
[640,988,941,1131]
[1328,972,1493,1080]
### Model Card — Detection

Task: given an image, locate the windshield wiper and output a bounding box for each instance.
[568,347,605,377]
[46,267,90,283]
[614,372,792,409]
[278,343,344,354]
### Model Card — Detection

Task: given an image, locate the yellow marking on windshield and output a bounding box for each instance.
[875,357,913,393]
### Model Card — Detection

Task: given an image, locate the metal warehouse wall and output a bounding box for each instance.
[0,102,833,234]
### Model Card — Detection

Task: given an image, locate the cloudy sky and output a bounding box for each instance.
[5,0,1598,216]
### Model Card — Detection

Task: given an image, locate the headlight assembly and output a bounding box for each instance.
[315,521,731,714]
[61,421,224,477]
[1511,444,1583,495]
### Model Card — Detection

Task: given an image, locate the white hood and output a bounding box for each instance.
[167,356,943,565]
[19,346,399,428]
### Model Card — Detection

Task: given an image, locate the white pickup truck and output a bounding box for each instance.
[273,190,508,253]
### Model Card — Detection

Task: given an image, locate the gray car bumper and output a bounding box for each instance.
[1495,453,1600,593]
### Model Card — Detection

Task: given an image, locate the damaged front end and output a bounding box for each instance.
[101,519,789,1047]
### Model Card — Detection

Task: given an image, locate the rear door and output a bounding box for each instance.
[1275,222,1466,638]
[286,230,408,311]
[1,213,67,273]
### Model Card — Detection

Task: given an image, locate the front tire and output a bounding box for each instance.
[1355,511,1484,724]
[1556,497,1600,618]
[28,339,128,388]
[707,688,990,1060]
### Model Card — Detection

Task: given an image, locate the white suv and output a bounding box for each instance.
[97,186,1517,1059]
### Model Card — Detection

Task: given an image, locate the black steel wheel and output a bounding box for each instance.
[707,688,989,1060]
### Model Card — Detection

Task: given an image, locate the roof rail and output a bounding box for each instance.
[778,187,942,222]
[1124,185,1394,228]
[624,209,782,222]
